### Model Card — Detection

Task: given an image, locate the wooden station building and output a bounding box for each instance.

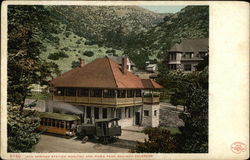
[50,57,163,127]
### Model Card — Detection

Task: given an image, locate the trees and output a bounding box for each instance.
[7,106,40,152]
[131,128,176,153]
[156,61,208,153]
[176,88,208,153]
[7,5,62,152]
[8,6,61,111]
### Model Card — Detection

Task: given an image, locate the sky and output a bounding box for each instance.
[139,5,186,13]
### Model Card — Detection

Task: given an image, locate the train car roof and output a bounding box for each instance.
[39,112,80,121]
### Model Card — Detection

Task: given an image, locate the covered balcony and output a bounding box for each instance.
[51,87,143,107]
[143,89,161,104]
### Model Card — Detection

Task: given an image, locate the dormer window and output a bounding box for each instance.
[184,52,193,59]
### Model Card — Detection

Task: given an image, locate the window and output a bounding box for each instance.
[169,64,177,70]
[86,107,91,118]
[124,107,131,118]
[169,53,176,61]
[40,118,44,125]
[51,120,55,127]
[55,88,64,96]
[198,52,207,58]
[184,52,193,59]
[90,89,102,97]
[66,122,70,129]
[56,120,60,128]
[127,90,134,98]
[117,90,126,98]
[66,88,76,96]
[144,110,149,116]
[184,64,192,71]
[116,109,121,119]
[61,121,65,128]
[94,107,99,119]
[154,110,157,116]
[135,90,141,97]
[102,108,107,119]
[103,89,115,98]
[44,118,48,126]
[78,88,89,97]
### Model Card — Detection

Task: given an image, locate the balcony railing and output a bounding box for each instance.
[52,96,143,106]
[143,97,160,104]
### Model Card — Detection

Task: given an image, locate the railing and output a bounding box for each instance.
[143,97,160,104]
[52,96,143,106]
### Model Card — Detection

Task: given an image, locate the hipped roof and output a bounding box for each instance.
[51,57,154,89]
[141,79,163,89]
[169,38,208,53]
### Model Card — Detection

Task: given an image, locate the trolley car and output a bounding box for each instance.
[37,112,122,143]
[37,112,80,135]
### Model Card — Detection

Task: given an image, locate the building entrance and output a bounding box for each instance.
[135,112,140,125]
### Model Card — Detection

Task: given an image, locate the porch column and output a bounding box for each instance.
[115,90,117,105]
[101,89,103,104]
[151,89,154,103]
[133,90,136,104]
[88,88,90,103]
[75,88,78,102]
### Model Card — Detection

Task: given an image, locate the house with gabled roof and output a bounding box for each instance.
[165,38,208,72]
[50,57,163,127]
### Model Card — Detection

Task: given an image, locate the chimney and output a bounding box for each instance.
[122,57,127,75]
[79,58,85,67]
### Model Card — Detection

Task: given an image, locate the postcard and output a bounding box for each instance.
[1,1,249,160]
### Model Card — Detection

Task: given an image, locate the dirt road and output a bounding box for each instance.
[33,130,147,153]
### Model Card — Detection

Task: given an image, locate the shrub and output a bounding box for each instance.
[131,127,176,153]
[8,106,40,152]
[71,60,80,68]
[84,40,95,45]
[76,39,81,44]
[64,31,71,38]
[61,47,69,51]
[48,51,68,60]
[83,51,94,57]
[106,49,116,54]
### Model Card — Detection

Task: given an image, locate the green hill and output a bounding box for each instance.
[8,5,208,73]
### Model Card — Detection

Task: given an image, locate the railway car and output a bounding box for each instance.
[37,112,80,135]
[37,112,121,143]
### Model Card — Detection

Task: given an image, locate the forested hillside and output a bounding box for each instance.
[8,5,208,73]
[47,6,166,49]
[124,6,209,69]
